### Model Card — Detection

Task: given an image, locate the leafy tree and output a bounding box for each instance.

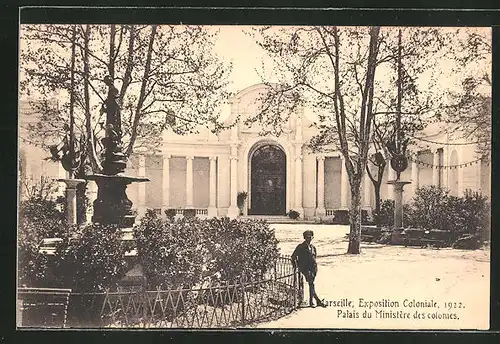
[250,26,412,253]
[365,28,446,227]
[19,24,232,221]
[250,27,474,253]
[443,29,491,156]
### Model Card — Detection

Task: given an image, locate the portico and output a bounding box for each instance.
[79,83,489,221]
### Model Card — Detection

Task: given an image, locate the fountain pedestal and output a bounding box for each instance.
[387,180,411,244]
[85,174,149,227]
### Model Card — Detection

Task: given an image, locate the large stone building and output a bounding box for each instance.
[19,84,491,221]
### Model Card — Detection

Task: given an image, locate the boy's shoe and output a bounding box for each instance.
[316,299,328,308]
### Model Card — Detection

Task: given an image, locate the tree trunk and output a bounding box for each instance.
[82,25,102,173]
[374,186,381,228]
[347,179,363,254]
[125,25,157,157]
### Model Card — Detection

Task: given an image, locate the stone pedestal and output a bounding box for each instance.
[387,180,411,244]
[57,178,86,225]
[85,174,149,227]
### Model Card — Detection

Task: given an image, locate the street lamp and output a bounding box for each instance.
[386,29,411,243]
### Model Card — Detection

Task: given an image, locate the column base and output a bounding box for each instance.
[227,206,240,219]
[315,207,326,217]
[207,207,218,218]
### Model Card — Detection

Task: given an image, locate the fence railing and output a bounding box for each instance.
[18,255,303,328]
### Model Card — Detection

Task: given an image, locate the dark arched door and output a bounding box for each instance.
[250,144,286,215]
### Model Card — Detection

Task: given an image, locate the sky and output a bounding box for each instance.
[19,25,491,123]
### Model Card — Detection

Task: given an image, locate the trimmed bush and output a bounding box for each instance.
[133,210,206,289]
[406,186,490,241]
[204,217,280,283]
[18,197,67,287]
[53,224,128,292]
[133,212,280,289]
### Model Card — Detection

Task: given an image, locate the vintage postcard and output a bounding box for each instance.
[17,19,491,330]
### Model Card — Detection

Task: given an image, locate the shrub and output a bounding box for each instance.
[18,197,67,287]
[459,190,490,239]
[134,210,207,289]
[53,223,128,292]
[333,210,349,225]
[133,213,280,288]
[164,208,177,220]
[373,199,412,228]
[361,210,373,225]
[408,186,451,230]
[405,187,490,240]
[205,217,280,283]
[288,209,300,219]
[183,209,196,219]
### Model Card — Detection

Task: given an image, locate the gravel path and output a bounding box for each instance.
[248,224,490,330]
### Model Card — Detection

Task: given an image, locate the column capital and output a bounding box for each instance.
[185,155,194,161]
[163,154,171,160]
[295,155,303,161]
[316,155,325,162]
[209,156,218,162]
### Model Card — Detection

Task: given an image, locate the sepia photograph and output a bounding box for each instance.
[17,20,491,330]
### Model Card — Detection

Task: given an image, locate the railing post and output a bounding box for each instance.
[292,266,297,308]
[240,276,246,323]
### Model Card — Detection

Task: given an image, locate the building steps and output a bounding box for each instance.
[239,215,316,224]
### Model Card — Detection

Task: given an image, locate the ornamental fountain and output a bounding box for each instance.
[85,76,149,228]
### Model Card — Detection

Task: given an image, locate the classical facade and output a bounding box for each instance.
[111,84,491,220]
[19,84,491,221]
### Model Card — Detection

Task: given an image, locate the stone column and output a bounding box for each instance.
[294,145,304,216]
[411,160,419,196]
[387,180,411,244]
[457,149,464,197]
[185,156,194,208]
[363,172,371,208]
[162,154,171,217]
[315,155,326,217]
[85,180,98,224]
[340,156,349,209]
[137,155,147,217]
[227,145,239,218]
[386,160,395,200]
[57,178,85,226]
[208,156,218,217]
[432,149,440,186]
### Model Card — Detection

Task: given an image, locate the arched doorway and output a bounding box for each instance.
[250,144,286,215]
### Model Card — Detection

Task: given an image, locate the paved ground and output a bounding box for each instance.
[248,224,490,330]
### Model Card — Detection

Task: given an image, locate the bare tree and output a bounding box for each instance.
[250,26,457,253]
[20,24,232,173]
[250,26,383,254]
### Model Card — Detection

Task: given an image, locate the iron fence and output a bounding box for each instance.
[18,255,303,328]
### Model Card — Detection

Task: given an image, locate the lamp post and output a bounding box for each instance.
[386,29,411,244]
